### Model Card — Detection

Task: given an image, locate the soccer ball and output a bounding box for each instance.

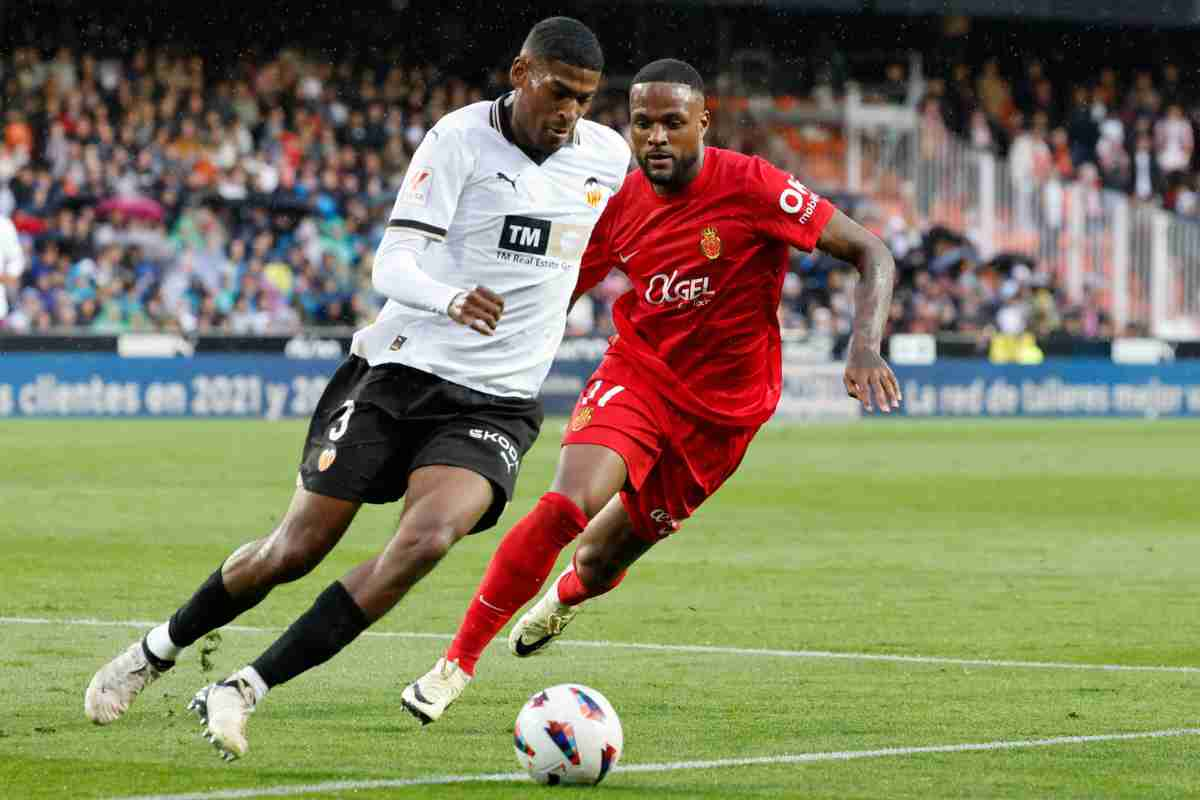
[513,683,623,785]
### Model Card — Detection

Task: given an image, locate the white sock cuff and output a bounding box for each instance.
[235,666,269,704]
[549,567,573,605]
[145,623,183,662]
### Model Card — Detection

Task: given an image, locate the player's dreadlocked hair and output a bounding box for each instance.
[521,17,604,72]
[631,59,706,97]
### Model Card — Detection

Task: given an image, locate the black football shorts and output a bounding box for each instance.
[298,356,543,533]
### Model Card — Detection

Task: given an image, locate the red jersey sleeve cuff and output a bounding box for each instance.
[808,198,837,250]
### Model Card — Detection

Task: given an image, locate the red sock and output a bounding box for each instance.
[555,555,627,606]
[446,492,586,675]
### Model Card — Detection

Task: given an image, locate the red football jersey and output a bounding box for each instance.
[576,147,836,427]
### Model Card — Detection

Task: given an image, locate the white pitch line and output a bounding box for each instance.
[3,615,1199,675]
[106,728,1200,800]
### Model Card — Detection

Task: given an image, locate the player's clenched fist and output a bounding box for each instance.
[843,348,902,414]
[448,285,505,335]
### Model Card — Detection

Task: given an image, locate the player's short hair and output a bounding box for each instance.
[522,17,604,72]
[631,59,705,97]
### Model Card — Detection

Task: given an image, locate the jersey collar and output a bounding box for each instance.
[490,92,582,151]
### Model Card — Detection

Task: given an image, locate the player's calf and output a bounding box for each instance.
[226,506,349,591]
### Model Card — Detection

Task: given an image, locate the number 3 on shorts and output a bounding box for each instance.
[328,400,355,441]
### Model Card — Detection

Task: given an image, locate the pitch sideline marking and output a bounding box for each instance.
[3,615,1199,675]
[105,728,1200,800]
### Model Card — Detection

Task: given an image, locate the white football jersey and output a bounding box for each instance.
[351,95,631,398]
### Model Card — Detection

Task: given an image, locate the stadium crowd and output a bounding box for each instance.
[913,17,1200,216]
[0,38,1174,342]
[0,46,639,336]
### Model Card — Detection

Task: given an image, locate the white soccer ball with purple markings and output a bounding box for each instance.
[513,683,623,785]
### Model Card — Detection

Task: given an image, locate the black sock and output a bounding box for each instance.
[251,581,370,689]
[167,567,264,648]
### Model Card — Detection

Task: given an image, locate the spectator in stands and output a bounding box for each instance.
[1097,118,1131,191]
[1125,71,1161,127]
[976,59,1013,127]
[1131,131,1163,202]
[969,109,995,152]
[917,95,949,217]
[880,62,909,105]
[1065,86,1100,168]
[1049,127,1074,179]
[1155,104,1194,184]
[1030,75,1061,129]
[1012,59,1045,119]
[1160,63,1187,108]
[1009,112,1052,231]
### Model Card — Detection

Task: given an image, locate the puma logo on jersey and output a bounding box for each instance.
[495,172,518,191]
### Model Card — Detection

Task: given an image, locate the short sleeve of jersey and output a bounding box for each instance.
[574,192,618,298]
[387,125,475,241]
[745,156,835,253]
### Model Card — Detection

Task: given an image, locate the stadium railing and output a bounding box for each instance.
[836,88,1200,339]
[749,87,1200,339]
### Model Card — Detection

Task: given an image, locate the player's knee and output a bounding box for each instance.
[395,518,463,569]
[553,486,608,520]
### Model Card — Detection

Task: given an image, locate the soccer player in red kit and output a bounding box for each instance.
[402,58,901,724]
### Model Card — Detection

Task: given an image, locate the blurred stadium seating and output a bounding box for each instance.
[1,3,1198,345]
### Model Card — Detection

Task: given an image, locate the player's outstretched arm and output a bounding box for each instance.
[815,210,902,413]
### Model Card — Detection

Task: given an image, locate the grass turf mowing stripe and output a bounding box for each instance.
[105,728,1200,800]
[6,615,1200,674]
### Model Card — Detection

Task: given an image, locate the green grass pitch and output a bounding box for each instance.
[1,418,1198,798]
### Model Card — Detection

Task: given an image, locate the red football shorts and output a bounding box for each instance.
[561,359,760,542]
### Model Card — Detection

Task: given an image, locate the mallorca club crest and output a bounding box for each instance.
[545,720,581,765]
[584,177,604,209]
[571,406,594,432]
[570,687,607,722]
[700,225,722,260]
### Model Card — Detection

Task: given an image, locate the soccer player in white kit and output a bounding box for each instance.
[83,17,630,761]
